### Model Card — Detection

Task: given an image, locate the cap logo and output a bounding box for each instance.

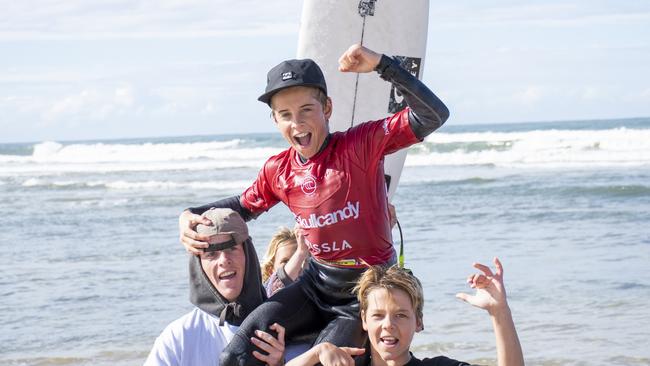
[282,71,295,81]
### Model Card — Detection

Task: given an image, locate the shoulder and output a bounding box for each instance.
[145,309,233,365]
[343,119,386,135]
[157,308,211,340]
[145,310,200,366]
[413,355,472,366]
[266,147,292,164]
[333,121,384,150]
[261,148,293,173]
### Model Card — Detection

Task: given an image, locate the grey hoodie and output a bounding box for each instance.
[188,238,266,326]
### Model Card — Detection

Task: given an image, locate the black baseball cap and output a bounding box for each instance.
[258,58,328,105]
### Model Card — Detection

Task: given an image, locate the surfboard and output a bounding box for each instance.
[297,0,430,199]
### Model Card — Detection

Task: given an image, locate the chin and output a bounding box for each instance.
[378,349,408,363]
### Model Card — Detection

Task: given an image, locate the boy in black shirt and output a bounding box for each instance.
[288,258,524,366]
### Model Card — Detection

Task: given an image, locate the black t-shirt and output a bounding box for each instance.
[403,354,472,366]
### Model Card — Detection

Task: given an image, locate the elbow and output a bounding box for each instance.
[437,104,450,126]
[426,104,449,132]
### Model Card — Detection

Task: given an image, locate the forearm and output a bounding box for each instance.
[283,251,309,281]
[285,344,321,366]
[186,195,255,221]
[375,54,450,139]
[490,306,524,366]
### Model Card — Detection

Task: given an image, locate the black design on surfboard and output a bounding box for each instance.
[358,0,377,17]
[388,56,422,113]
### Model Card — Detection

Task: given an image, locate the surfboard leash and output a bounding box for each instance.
[351,1,375,128]
[396,217,405,268]
[349,14,366,129]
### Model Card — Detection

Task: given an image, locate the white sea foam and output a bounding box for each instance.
[0,138,284,175]
[2,129,650,176]
[29,139,249,163]
[405,128,650,168]
[20,179,251,191]
[103,180,250,190]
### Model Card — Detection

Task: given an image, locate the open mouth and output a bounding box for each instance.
[380,336,399,347]
[219,271,236,280]
[294,132,312,148]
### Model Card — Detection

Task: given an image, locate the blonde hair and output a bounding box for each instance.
[261,227,298,282]
[354,265,424,324]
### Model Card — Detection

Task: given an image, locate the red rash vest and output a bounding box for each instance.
[241,108,420,267]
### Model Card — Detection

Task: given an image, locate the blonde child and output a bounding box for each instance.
[261,227,310,297]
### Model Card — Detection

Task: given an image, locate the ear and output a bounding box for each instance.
[324,97,333,120]
[361,310,368,331]
[416,318,424,333]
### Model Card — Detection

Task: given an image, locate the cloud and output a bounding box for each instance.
[514,86,543,106]
[580,87,602,101]
[0,0,300,41]
[41,84,139,122]
[434,3,650,29]
[114,86,134,106]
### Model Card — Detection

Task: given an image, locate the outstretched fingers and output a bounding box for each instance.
[340,347,365,357]
[473,262,495,278]
[468,273,492,289]
[456,292,471,303]
[493,257,504,278]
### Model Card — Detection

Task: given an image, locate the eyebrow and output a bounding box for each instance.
[275,103,316,114]
[369,307,412,313]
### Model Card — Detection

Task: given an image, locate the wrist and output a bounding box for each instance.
[374,54,391,73]
[488,304,512,320]
[315,343,333,361]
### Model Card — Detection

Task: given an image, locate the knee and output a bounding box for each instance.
[219,349,248,366]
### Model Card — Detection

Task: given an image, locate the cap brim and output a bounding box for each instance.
[258,83,326,105]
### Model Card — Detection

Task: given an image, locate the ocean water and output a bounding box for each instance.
[1,117,649,365]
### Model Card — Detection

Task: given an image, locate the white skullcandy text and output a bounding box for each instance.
[304,237,352,255]
[294,201,360,229]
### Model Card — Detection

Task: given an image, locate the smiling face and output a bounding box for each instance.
[199,233,246,302]
[362,288,423,366]
[271,86,332,160]
[272,242,297,272]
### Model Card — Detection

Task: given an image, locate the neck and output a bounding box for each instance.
[369,350,412,366]
[298,133,331,163]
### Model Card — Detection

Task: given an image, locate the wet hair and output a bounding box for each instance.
[261,227,298,282]
[354,265,424,324]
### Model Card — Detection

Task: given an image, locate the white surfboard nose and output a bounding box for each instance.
[297,0,430,199]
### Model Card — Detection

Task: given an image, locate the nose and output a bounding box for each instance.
[382,315,396,330]
[291,117,304,126]
[216,251,233,266]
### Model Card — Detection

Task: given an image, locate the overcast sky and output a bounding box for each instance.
[1,0,649,143]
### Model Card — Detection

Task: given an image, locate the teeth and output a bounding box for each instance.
[220,271,235,279]
[381,337,397,345]
[295,132,309,138]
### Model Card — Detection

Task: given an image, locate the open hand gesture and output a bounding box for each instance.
[456,257,508,316]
